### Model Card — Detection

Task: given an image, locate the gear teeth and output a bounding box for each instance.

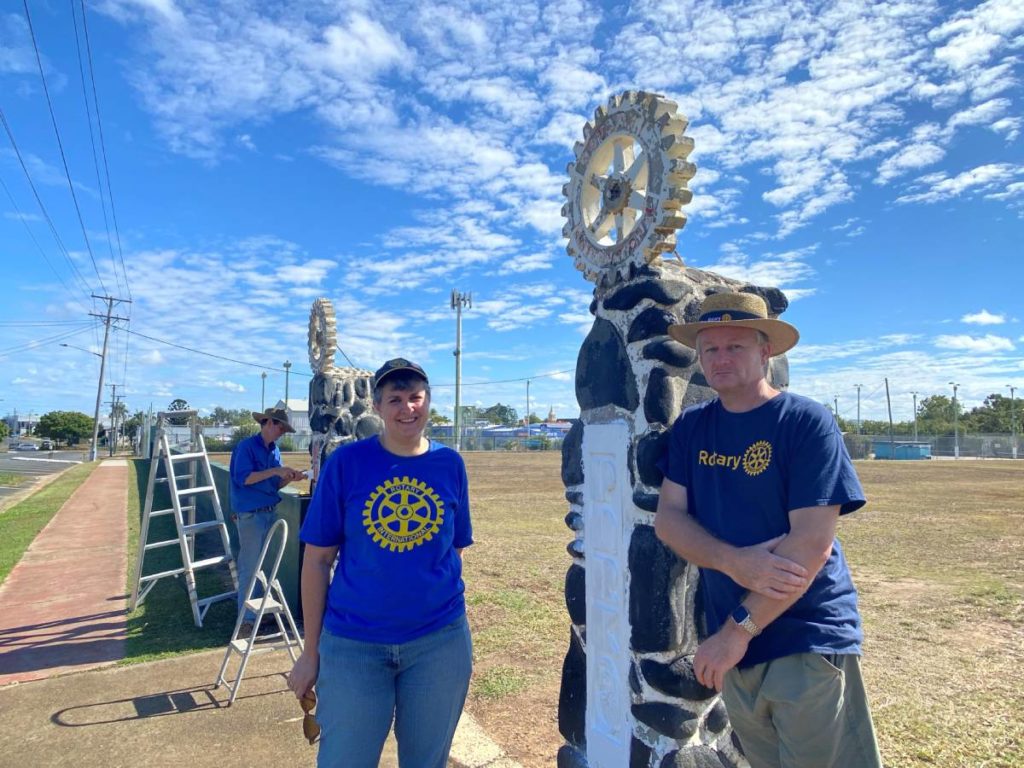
[564,91,696,286]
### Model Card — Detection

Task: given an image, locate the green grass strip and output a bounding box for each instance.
[0,472,28,487]
[0,461,97,586]
[122,459,239,664]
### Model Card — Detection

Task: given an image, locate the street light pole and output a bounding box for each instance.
[949,382,960,459]
[833,394,839,423]
[1008,385,1017,460]
[283,360,291,405]
[526,379,531,439]
[450,290,471,451]
[911,391,918,441]
[855,384,862,434]
[261,371,267,411]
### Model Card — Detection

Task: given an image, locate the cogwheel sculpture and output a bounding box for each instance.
[562,90,696,286]
[308,297,337,374]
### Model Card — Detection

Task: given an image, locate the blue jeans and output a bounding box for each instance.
[315,615,473,768]
[234,507,275,620]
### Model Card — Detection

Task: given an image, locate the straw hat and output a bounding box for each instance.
[251,407,296,433]
[668,291,799,355]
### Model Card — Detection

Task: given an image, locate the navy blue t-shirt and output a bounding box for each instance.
[660,392,866,666]
[300,435,473,644]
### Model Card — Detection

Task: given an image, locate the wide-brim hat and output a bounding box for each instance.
[373,358,429,389]
[668,291,799,355]
[251,407,296,433]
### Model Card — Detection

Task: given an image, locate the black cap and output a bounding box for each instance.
[373,358,429,389]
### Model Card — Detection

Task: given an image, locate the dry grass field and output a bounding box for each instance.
[455,453,1024,768]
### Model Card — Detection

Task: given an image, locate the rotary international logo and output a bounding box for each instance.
[363,476,444,552]
[742,440,772,476]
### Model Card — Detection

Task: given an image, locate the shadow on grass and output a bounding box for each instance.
[124,460,240,663]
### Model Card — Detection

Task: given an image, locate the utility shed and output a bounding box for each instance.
[873,440,932,460]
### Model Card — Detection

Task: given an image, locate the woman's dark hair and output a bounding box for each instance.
[373,371,430,405]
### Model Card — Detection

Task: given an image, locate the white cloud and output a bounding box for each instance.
[214,380,245,393]
[897,163,1024,204]
[877,142,945,183]
[935,334,1015,352]
[961,309,1005,325]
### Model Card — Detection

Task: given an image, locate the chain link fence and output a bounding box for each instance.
[844,433,1021,460]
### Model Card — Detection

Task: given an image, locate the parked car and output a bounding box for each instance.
[14,442,39,451]
[40,439,54,450]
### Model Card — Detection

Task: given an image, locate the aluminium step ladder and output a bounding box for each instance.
[214,518,303,705]
[129,411,239,627]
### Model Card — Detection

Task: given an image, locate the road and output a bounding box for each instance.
[0,449,87,505]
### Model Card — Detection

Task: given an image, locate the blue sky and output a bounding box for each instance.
[1,0,1022,429]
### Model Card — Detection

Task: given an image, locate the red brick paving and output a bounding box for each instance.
[0,459,129,686]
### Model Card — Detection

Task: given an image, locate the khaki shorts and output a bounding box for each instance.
[722,653,882,768]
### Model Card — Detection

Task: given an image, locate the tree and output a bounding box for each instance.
[916,395,956,436]
[123,410,145,433]
[964,393,1013,433]
[428,408,451,425]
[35,411,94,445]
[0,420,8,440]
[166,398,191,426]
[228,422,260,448]
[479,403,519,426]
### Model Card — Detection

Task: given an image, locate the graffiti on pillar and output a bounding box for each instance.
[557,90,793,768]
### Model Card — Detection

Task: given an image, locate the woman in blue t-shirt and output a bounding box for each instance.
[288,358,473,768]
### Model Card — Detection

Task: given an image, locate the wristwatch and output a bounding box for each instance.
[730,604,761,637]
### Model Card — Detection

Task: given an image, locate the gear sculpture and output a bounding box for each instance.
[562,91,696,287]
[558,91,794,768]
[306,298,381,489]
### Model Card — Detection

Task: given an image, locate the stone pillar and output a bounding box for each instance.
[558,261,791,768]
[305,298,382,489]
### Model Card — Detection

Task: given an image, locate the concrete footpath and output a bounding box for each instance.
[0,458,519,768]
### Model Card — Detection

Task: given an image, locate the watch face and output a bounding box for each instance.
[731,605,750,624]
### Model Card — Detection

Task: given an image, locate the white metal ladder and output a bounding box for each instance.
[129,411,239,627]
[214,518,303,705]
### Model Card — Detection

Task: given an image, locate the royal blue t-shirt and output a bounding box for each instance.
[660,392,866,666]
[229,433,283,513]
[300,435,473,644]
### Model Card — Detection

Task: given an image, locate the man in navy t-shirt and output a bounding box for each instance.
[656,291,881,768]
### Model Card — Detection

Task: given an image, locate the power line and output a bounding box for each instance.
[78,0,130,300]
[123,327,575,388]
[124,327,308,376]
[0,325,95,359]
[70,0,121,298]
[22,0,106,294]
[0,108,95,301]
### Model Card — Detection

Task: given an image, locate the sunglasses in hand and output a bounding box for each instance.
[300,689,320,745]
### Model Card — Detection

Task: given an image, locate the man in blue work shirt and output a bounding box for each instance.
[230,407,304,635]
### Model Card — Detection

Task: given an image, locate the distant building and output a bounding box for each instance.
[273,399,311,435]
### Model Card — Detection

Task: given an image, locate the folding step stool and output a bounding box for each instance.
[214,518,304,705]
[129,411,239,627]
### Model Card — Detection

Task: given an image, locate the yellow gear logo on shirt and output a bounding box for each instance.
[363,476,444,553]
[742,440,772,476]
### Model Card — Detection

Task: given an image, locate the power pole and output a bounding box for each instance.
[855,384,862,434]
[283,360,292,405]
[88,294,131,462]
[1008,385,1017,460]
[107,383,119,457]
[450,290,471,451]
[261,371,267,411]
[949,382,960,459]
